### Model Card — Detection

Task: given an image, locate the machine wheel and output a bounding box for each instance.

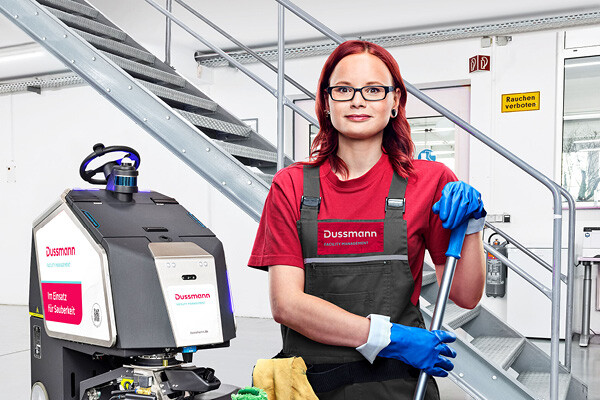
[31,382,49,400]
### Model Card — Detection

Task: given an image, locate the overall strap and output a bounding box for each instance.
[385,173,407,220]
[300,165,321,221]
[383,172,408,255]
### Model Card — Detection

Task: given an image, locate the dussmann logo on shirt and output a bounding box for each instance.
[323,229,378,238]
[317,221,384,255]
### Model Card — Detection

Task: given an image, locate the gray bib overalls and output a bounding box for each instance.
[280,165,440,400]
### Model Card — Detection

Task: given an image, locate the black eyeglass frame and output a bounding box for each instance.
[326,85,396,102]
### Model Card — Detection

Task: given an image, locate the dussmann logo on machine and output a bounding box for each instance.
[175,293,211,300]
[323,230,377,239]
[46,246,76,257]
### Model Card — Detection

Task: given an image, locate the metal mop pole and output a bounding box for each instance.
[413,221,469,400]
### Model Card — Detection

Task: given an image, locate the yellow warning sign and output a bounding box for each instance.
[501,91,540,113]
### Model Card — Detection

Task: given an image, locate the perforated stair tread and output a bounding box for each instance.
[138,81,217,111]
[102,52,186,87]
[175,109,251,137]
[422,269,437,287]
[425,302,481,329]
[214,141,277,163]
[470,336,526,370]
[47,7,126,41]
[38,0,99,18]
[517,372,571,400]
[74,29,155,63]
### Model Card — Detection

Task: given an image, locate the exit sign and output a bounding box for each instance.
[469,55,490,73]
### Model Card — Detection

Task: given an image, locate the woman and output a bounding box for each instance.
[249,40,486,399]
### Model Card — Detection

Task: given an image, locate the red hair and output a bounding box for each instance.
[308,40,414,178]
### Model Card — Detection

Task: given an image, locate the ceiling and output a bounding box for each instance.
[2,0,600,58]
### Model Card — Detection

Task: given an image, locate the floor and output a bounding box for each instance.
[2,304,598,399]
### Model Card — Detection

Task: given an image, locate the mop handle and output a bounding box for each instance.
[413,221,469,400]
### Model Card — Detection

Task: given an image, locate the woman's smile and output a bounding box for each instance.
[346,114,372,122]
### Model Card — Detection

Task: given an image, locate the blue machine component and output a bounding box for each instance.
[81,210,99,228]
[115,176,137,187]
[188,212,206,227]
[182,346,197,354]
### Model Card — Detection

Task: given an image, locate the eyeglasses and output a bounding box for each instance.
[326,85,395,101]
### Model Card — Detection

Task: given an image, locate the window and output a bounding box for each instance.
[409,116,456,172]
[562,55,600,202]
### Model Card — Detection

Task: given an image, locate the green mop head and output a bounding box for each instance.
[231,386,268,400]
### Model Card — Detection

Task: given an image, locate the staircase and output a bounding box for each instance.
[0,0,588,399]
[0,0,291,221]
[420,264,587,400]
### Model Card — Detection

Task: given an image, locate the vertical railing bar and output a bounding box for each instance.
[277,4,285,171]
[561,187,576,370]
[550,203,562,400]
[165,0,172,65]
[174,0,315,100]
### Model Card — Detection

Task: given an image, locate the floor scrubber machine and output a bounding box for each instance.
[29,144,238,400]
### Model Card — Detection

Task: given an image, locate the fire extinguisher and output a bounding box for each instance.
[486,233,508,298]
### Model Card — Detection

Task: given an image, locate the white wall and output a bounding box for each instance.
[2,9,600,333]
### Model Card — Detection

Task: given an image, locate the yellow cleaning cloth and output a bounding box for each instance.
[253,357,319,400]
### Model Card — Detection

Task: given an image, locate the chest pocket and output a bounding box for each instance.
[306,260,393,317]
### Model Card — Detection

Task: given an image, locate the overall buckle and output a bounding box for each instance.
[385,197,405,213]
[301,196,321,212]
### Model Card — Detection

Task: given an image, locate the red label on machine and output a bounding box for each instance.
[487,253,497,260]
[41,282,83,325]
[317,221,384,255]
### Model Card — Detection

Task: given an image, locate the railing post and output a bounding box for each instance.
[550,194,562,400]
[165,0,172,65]
[561,187,576,370]
[276,4,285,171]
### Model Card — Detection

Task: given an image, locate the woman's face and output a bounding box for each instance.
[327,52,400,142]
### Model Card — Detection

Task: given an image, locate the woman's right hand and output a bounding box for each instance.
[378,324,457,377]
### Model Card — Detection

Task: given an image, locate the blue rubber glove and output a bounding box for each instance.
[432,181,486,234]
[378,324,457,377]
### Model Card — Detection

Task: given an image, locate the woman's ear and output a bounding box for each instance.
[393,87,401,110]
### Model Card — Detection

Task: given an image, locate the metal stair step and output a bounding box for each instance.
[470,336,526,370]
[38,0,99,19]
[74,29,155,63]
[426,302,481,329]
[102,52,186,87]
[255,173,274,185]
[139,81,217,111]
[422,268,437,287]
[175,109,251,137]
[215,141,276,164]
[517,372,571,400]
[47,7,127,41]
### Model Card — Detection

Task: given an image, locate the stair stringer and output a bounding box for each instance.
[0,0,272,220]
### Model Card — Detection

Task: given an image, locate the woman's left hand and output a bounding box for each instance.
[432,181,486,232]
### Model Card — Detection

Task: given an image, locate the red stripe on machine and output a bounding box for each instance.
[41,282,83,325]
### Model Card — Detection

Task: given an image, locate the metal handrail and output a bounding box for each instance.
[485,221,568,284]
[143,0,319,129]
[484,243,553,299]
[486,215,576,369]
[173,0,315,101]
[560,185,576,371]
[273,0,576,398]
